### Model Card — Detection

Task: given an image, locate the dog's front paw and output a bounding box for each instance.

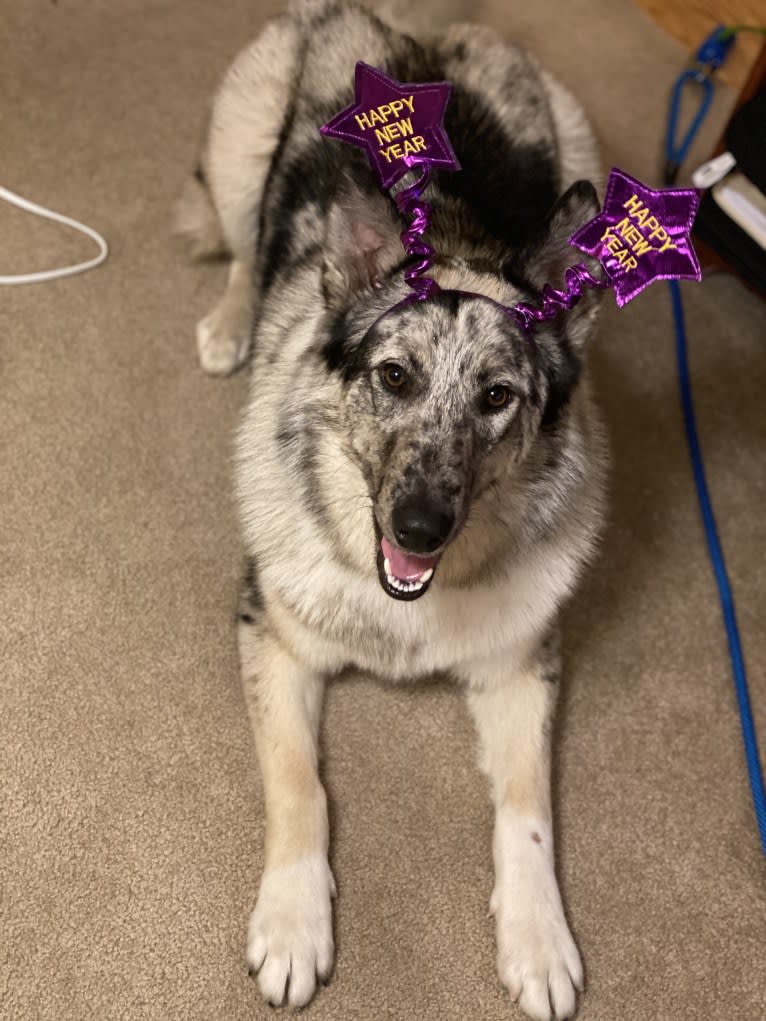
[247,854,335,1008]
[491,815,583,1021]
[492,877,583,1021]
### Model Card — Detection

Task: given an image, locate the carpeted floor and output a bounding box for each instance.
[2,2,764,1019]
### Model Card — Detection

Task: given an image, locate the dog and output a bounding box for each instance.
[176,2,608,1018]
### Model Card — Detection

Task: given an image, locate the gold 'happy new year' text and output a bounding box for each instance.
[600,193,679,272]
[354,95,428,163]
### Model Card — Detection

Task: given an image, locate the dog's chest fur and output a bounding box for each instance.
[263,545,586,681]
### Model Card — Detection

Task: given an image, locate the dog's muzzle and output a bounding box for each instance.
[375,499,454,600]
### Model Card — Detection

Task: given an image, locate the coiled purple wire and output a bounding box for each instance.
[510,263,609,331]
[392,163,441,301]
[386,159,608,329]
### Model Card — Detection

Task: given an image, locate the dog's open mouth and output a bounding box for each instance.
[376,536,439,601]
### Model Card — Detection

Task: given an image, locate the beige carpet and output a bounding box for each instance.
[2,2,765,1019]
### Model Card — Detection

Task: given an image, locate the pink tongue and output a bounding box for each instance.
[381,537,439,581]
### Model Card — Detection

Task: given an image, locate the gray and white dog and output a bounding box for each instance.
[177,2,608,1018]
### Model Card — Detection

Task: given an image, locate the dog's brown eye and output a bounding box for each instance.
[382,363,406,391]
[486,384,511,410]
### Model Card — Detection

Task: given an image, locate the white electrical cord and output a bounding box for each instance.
[0,184,109,284]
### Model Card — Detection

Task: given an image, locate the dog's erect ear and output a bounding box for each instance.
[505,180,603,349]
[322,180,403,307]
[516,180,601,286]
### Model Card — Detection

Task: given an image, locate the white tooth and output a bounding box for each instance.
[420,569,433,583]
[384,557,391,575]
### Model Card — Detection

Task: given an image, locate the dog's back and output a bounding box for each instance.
[254,2,597,307]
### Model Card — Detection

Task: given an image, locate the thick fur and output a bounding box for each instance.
[180,3,608,1018]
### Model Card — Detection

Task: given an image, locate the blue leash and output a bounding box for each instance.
[664,69,714,186]
[663,24,732,187]
[669,281,766,854]
[664,23,766,854]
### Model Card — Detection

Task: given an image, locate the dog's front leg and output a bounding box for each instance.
[465,642,583,1021]
[239,616,334,1008]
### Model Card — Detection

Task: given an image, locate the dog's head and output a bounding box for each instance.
[320,177,602,600]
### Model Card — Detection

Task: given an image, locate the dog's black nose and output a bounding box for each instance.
[392,501,454,554]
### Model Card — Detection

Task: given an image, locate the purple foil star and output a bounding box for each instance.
[569,168,701,306]
[320,62,460,189]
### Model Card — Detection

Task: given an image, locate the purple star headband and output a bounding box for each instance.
[320,63,702,329]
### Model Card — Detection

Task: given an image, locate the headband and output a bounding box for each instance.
[320,62,702,329]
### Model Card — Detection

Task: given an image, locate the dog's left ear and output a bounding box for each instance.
[322,179,403,308]
[505,180,603,349]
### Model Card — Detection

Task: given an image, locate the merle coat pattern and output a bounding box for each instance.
[176,2,608,1018]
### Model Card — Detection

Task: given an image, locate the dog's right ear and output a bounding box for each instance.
[322,180,403,307]
[512,180,601,288]
[505,181,604,349]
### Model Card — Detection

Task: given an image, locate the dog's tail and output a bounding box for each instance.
[173,165,228,262]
